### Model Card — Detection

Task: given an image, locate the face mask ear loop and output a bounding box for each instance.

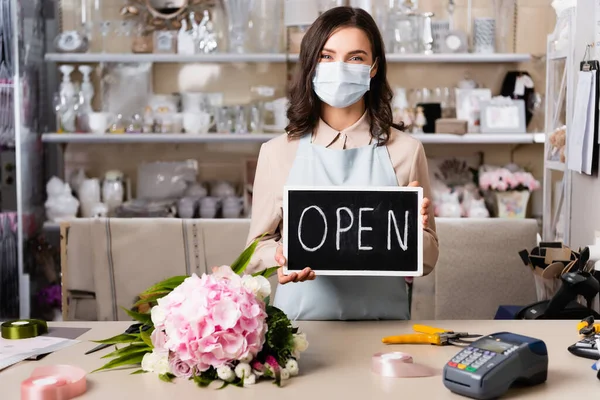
[369,58,378,73]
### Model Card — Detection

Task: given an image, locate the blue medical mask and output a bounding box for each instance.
[312,61,374,108]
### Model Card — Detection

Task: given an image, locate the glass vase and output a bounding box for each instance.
[223,0,255,53]
[251,0,283,53]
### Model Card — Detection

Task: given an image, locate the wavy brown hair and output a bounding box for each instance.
[285,6,403,145]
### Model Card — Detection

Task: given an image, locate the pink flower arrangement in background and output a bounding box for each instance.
[479,168,540,192]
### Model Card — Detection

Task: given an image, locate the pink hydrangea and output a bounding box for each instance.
[479,168,540,192]
[150,266,268,373]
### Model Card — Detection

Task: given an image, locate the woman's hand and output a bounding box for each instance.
[408,181,430,229]
[275,244,316,284]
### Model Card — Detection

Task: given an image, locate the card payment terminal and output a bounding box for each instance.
[443,332,548,400]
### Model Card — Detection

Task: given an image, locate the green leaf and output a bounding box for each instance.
[91,351,146,373]
[217,381,230,390]
[101,343,150,359]
[122,307,152,325]
[231,235,264,275]
[141,276,187,295]
[253,266,279,278]
[193,375,214,388]
[140,326,154,349]
[133,292,170,307]
[159,373,176,383]
[92,333,140,345]
[131,369,147,375]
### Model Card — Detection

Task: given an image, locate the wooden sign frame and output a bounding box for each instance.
[282,185,423,277]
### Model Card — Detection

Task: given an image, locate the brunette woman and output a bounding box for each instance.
[246,6,438,320]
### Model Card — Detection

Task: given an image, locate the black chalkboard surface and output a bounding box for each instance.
[282,186,423,276]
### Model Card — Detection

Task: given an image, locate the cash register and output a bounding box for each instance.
[443,332,548,400]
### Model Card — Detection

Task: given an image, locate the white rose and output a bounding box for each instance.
[141,350,169,374]
[292,333,309,357]
[141,352,159,373]
[242,275,260,297]
[216,365,235,382]
[239,353,253,363]
[254,275,271,299]
[243,373,257,386]
[280,368,290,380]
[150,305,166,326]
[285,359,299,376]
[155,354,171,375]
[235,363,252,379]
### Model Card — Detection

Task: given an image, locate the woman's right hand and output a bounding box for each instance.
[275,244,316,284]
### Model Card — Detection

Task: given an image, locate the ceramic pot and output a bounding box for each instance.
[495,190,530,218]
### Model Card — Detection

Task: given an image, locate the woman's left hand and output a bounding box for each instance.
[408,181,430,229]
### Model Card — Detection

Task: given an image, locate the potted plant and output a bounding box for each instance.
[478,167,540,218]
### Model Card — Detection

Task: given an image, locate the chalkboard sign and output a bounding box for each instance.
[282,186,423,277]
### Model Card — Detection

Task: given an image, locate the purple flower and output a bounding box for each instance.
[169,354,195,379]
[36,284,62,308]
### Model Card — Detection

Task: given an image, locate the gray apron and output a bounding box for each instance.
[273,133,411,321]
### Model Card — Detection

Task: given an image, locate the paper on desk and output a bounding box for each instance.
[568,70,593,173]
[0,335,80,371]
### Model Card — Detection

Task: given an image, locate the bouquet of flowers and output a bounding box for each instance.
[478,168,540,192]
[92,238,308,388]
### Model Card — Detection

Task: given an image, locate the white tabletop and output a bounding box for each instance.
[0,320,597,399]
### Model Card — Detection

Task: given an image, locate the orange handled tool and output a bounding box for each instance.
[382,324,481,347]
[381,333,443,345]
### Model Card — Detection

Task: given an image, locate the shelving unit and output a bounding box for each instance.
[44,52,531,64]
[546,161,567,172]
[42,132,545,145]
[542,6,576,244]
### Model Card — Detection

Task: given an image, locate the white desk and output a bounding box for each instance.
[0,320,596,399]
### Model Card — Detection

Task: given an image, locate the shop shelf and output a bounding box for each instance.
[42,132,544,145]
[415,133,542,144]
[546,160,566,171]
[44,53,289,63]
[41,133,280,143]
[45,52,531,64]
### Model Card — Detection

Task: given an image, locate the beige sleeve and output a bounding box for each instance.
[246,143,282,274]
[408,141,439,276]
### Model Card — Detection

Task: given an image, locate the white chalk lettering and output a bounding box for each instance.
[298,205,328,252]
[388,210,409,251]
[335,207,354,250]
[358,207,374,251]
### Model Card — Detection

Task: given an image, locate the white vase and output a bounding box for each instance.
[53,308,63,321]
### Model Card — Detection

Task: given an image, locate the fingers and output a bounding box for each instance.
[421,197,430,229]
[421,198,430,215]
[408,181,420,187]
[277,266,315,284]
[275,245,286,266]
[278,267,297,284]
[295,267,312,281]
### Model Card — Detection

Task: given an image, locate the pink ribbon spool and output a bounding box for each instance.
[21,365,86,400]
[372,352,435,378]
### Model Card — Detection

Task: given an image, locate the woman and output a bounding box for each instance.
[246,6,438,320]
